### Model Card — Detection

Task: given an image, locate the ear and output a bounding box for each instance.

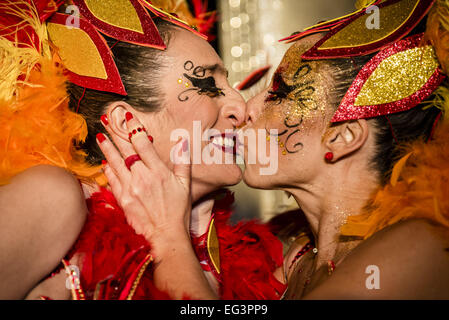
[324,119,369,162]
[105,101,136,141]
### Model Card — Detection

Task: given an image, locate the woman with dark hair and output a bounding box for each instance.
[101,0,449,299]
[0,1,285,300]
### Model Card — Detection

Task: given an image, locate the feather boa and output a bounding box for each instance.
[70,187,169,299]
[0,0,101,185]
[0,57,102,186]
[71,188,285,300]
[213,192,286,300]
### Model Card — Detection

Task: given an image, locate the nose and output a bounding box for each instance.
[220,91,247,128]
[246,90,266,125]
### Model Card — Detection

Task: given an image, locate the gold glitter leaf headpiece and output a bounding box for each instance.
[43,0,210,95]
[280,0,447,122]
[0,0,210,96]
[282,0,435,59]
[331,33,445,122]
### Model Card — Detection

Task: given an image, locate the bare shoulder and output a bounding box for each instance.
[364,218,449,262]
[305,219,449,299]
[0,165,87,299]
[3,164,83,194]
[1,165,87,214]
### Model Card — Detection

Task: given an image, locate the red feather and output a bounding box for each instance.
[190,0,217,39]
[71,188,169,299]
[212,191,286,300]
[72,188,285,300]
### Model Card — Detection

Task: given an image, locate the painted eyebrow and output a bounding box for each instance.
[201,64,229,78]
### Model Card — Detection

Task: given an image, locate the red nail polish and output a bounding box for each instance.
[182,139,188,152]
[125,112,133,121]
[100,114,108,126]
[148,135,154,143]
[97,133,106,143]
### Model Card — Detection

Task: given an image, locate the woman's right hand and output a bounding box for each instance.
[96,112,192,254]
[96,112,217,299]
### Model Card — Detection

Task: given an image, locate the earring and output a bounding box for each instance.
[325,152,334,162]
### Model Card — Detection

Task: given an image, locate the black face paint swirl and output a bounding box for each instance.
[265,64,315,108]
[264,63,317,154]
[266,116,304,154]
[178,60,225,102]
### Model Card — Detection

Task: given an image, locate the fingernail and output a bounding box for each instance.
[101,160,107,165]
[100,114,108,126]
[96,133,106,143]
[125,112,133,121]
[182,139,189,152]
[148,135,154,143]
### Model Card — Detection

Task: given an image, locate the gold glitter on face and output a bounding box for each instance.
[264,41,329,123]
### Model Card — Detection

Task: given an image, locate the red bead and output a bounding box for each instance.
[125,112,133,121]
[132,129,137,134]
[137,127,142,132]
[148,135,154,143]
[325,152,334,162]
[128,132,132,139]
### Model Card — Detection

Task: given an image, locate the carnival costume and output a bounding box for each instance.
[0,0,285,299]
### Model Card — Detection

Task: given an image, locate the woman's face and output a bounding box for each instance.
[140,28,246,199]
[242,36,334,190]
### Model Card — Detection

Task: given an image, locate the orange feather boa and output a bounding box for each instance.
[341,118,449,238]
[0,58,102,185]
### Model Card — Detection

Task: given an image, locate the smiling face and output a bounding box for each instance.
[242,35,335,189]
[140,28,246,200]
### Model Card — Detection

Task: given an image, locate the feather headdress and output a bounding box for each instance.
[0,0,216,185]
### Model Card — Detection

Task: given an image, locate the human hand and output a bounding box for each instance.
[96,112,192,253]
